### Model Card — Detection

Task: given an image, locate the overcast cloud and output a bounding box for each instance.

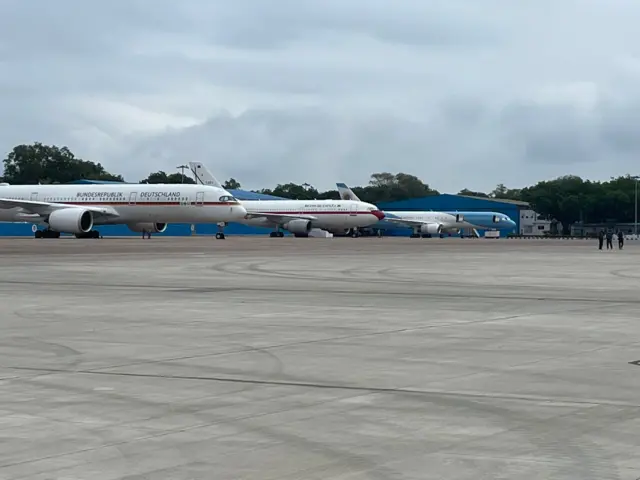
[1,0,640,193]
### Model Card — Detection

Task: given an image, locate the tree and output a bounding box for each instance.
[270,183,320,200]
[520,175,597,234]
[139,171,195,184]
[458,188,489,197]
[489,183,522,200]
[2,143,123,184]
[364,172,438,203]
[223,178,241,190]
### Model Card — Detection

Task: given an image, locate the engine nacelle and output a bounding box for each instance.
[47,208,93,234]
[284,219,312,234]
[127,222,168,233]
[419,223,442,235]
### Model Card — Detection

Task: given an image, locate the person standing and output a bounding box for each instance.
[618,230,624,249]
[598,230,604,250]
[606,230,613,250]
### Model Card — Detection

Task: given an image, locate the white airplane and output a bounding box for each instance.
[0,181,247,239]
[336,183,516,237]
[188,162,385,238]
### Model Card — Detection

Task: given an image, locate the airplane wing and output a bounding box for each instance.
[0,198,120,219]
[382,217,436,227]
[244,212,319,224]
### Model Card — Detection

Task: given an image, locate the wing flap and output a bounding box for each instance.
[383,217,431,227]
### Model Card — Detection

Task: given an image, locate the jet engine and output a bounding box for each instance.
[127,222,168,233]
[419,223,442,235]
[284,219,312,234]
[47,208,93,234]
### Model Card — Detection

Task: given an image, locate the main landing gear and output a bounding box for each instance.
[269,231,285,237]
[35,229,102,238]
[75,230,101,239]
[34,229,60,239]
[410,229,431,238]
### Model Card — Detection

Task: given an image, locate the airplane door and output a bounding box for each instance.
[349,203,357,216]
[30,192,38,201]
[129,192,137,205]
[196,192,204,206]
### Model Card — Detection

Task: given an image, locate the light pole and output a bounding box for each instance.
[176,164,188,183]
[634,175,640,236]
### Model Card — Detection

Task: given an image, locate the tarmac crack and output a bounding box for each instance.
[7,365,640,410]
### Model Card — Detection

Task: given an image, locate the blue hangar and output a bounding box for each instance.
[373,194,527,237]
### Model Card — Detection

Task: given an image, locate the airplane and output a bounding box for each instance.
[0,181,247,239]
[188,162,385,238]
[336,182,517,238]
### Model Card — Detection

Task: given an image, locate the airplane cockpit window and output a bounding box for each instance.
[219,195,238,203]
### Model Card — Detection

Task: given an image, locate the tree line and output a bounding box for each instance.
[1,143,638,232]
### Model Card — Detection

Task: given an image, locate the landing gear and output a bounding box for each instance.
[75,230,100,239]
[351,228,361,238]
[215,222,226,239]
[269,231,285,237]
[141,230,152,239]
[35,229,60,239]
[216,222,227,240]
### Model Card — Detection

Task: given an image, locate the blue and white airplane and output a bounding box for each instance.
[336,183,516,238]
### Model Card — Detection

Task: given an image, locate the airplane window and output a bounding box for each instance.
[219,195,236,202]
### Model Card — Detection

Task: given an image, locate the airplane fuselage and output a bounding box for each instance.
[0,184,246,225]
[239,200,383,230]
[376,210,516,233]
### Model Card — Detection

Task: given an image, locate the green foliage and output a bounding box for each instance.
[2,143,123,184]
[256,183,320,200]
[223,178,241,190]
[518,175,639,233]
[253,173,438,202]
[139,171,195,184]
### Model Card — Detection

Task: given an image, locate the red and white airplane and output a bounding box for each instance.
[188,162,385,237]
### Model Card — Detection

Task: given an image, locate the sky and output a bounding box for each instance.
[2,0,640,193]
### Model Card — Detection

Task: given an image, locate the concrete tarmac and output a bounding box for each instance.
[0,237,639,479]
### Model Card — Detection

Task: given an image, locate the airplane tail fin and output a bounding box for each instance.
[336,182,361,202]
[188,162,224,189]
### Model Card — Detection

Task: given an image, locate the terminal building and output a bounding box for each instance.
[0,182,544,237]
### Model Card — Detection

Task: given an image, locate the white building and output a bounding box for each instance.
[519,208,555,235]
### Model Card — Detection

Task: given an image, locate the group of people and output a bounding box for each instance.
[598,230,624,250]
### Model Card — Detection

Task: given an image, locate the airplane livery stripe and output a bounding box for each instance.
[251,211,374,215]
[45,202,238,206]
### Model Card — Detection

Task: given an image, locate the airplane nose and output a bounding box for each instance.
[233,205,247,217]
[372,209,385,220]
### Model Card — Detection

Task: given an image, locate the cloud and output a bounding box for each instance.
[2,0,640,192]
